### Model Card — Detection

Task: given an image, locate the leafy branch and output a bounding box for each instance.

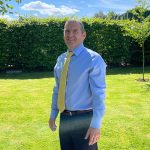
[0,0,21,15]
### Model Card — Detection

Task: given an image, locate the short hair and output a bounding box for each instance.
[64,19,85,32]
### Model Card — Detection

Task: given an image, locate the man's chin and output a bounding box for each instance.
[67,44,76,50]
[67,43,82,50]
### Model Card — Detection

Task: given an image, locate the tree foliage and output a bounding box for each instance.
[124,20,150,46]
[94,11,118,20]
[0,0,21,15]
[136,0,150,9]
[94,11,106,19]
[106,11,118,20]
[94,0,150,21]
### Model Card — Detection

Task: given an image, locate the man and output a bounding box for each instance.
[49,19,106,150]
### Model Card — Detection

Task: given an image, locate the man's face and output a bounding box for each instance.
[64,22,86,50]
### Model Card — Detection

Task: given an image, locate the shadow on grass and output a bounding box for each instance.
[0,71,54,79]
[0,67,149,79]
[144,84,150,90]
[106,66,150,75]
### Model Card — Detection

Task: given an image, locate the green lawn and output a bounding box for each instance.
[0,67,150,150]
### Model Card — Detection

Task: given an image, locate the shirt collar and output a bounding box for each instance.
[68,43,84,56]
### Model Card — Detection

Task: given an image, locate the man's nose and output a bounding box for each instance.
[68,31,74,37]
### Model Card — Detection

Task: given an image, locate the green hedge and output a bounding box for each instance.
[0,17,149,71]
[83,18,131,66]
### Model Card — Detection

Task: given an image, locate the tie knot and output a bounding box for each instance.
[68,51,73,58]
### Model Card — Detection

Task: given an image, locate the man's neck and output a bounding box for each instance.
[68,43,83,51]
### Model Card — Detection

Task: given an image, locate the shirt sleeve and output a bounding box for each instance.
[89,55,106,129]
[50,62,59,119]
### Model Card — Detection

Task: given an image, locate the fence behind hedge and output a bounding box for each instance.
[0,17,149,71]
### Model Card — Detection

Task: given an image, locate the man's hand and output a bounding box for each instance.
[49,118,57,131]
[84,127,100,145]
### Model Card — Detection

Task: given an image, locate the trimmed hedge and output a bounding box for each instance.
[0,17,149,71]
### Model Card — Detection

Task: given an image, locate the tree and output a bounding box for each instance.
[125,7,150,21]
[94,11,106,19]
[136,0,150,9]
[124,20,150,81]
[116,0,150,21]
[106,11,118,20]
[123,0,150,81]
[0,0,21,15]
[132,0,150,21]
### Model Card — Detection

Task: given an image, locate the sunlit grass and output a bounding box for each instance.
[0,67,150,150]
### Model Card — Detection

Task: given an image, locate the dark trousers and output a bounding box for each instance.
[59,111,98,150]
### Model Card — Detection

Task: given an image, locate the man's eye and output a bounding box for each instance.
[74,30,78,33]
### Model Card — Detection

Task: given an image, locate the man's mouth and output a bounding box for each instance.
[67,40,75,43]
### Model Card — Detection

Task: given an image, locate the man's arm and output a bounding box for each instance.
[49,64,59,131]
[85,55,106,145]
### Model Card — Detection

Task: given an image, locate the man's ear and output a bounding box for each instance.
[83,31,86,40]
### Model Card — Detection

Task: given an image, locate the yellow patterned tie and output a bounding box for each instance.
[57,51,73,112]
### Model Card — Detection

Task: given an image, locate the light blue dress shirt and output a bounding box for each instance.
[50,43,106,129]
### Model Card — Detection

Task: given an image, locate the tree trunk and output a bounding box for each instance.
[142,42,145,80]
